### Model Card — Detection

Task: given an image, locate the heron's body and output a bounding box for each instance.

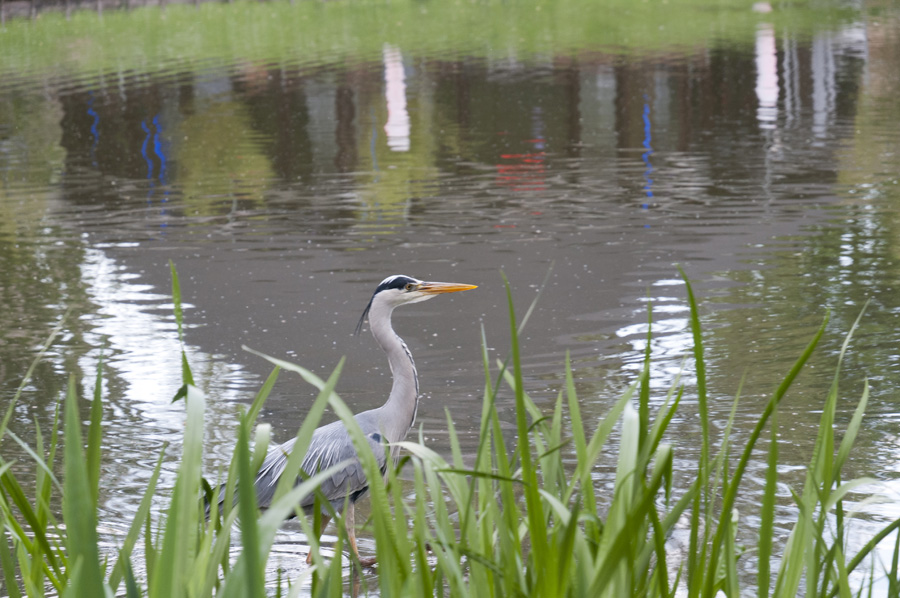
[229,274,476,566]
[253,414,389,514]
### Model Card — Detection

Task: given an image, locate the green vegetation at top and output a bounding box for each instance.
[0,0,859,82]
[1,265,899,597]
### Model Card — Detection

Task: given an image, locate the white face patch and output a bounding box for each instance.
[357,275,427,334]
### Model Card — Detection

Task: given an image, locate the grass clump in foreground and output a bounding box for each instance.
[1,267,899,597]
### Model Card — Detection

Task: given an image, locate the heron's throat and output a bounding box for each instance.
[369,302,420,441]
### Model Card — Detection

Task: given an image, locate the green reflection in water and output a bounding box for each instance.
[0,0,857,79]
[701,22,900,477]
[177,99,275,209]
[351,59,443,234]
[0,89,79,401]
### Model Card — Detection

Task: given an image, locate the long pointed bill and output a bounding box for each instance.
[418,281,478,295]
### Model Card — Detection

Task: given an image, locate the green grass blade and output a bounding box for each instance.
[87,358,104,506]
[824,519,900,598]
[230,463,355,579]
[149,385,205,598]
[589,445,673,595]
[705,314,828,597]
[247,366,281,427]
[445,408,465,470]
[501,272,551,595]
[679,266,710,597]
[169,260,185,343]
[0,455,65,586]
[325,391,410,588]
[181,351,195,388]
[1,314,67,442]
[243,344,331,394]
[0,506,24,598]
[3,431,63,493]
[108,446,167,591]
[758,408,778,598]
[242,351,344,505]
[563,349,604,536]
[641,375,683,490]
[170,261,194,401]
[29,421,50,594]
[889,532,900,598]
[236,413,264,597]
[143,513,156,586]
[648,513,670,596]
[639,298,653,445]
[835,380,868,476]
[823,478,879,512]
[581,388,632,474]
[251,423,272,479]
[515,263,553,336]
[564,351,586,461]
[120,551,141,598]
[62,374,105,596]
[199,509,239,598]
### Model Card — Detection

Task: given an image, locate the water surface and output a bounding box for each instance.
[1,0,899,589]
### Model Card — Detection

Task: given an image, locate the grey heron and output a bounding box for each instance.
[229,275,476,566]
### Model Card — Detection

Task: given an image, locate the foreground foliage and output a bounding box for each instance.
[1,268,899,597]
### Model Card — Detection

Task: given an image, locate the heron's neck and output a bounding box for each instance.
[369,301,419,442]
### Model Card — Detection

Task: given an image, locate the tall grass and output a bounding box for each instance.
[0,268,898,597]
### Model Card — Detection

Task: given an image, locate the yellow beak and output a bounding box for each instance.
[418,282,478,295]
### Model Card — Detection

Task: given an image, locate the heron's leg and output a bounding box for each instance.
[345,501,377,567]
[345,500,359,557]
[306,513,331,565]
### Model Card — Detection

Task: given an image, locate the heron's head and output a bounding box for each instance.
[356,275,477,334]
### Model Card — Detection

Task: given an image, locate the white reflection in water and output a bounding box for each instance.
[79,247,184,410]
[812,32,836,140]
[77,247,248,521]
[755,23,779,130]
[383,44,410,152]
[616,317,695,391]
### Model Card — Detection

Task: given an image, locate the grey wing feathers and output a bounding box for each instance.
[252,418,389,514]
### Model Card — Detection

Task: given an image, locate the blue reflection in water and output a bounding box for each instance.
[641,96,653,203]
[86,93,100,168]
[140,120,154,186]
[152,115,168,188]
[140,116,170,227]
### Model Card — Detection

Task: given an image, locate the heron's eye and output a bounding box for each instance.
[405,283,416,291]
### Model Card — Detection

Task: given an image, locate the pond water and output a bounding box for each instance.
[2,0,900,590]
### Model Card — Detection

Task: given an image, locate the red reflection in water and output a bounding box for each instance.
[495,138,547,192]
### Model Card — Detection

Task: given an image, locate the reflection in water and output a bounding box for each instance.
[335,79,358,172]
[641,96,653,202]
[77,247,251,521]
[812,31,837,141]
[87,92,100,167]
[383,45,410,152]
[79,246,185,422]
[755,23,779,129]
[0,6,899,591]
[495,107,549,192]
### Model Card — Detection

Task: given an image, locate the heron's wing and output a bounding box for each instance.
[253,420,388,511]
[251,436,298,510]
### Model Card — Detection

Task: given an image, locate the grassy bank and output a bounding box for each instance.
[1,267,898,597]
